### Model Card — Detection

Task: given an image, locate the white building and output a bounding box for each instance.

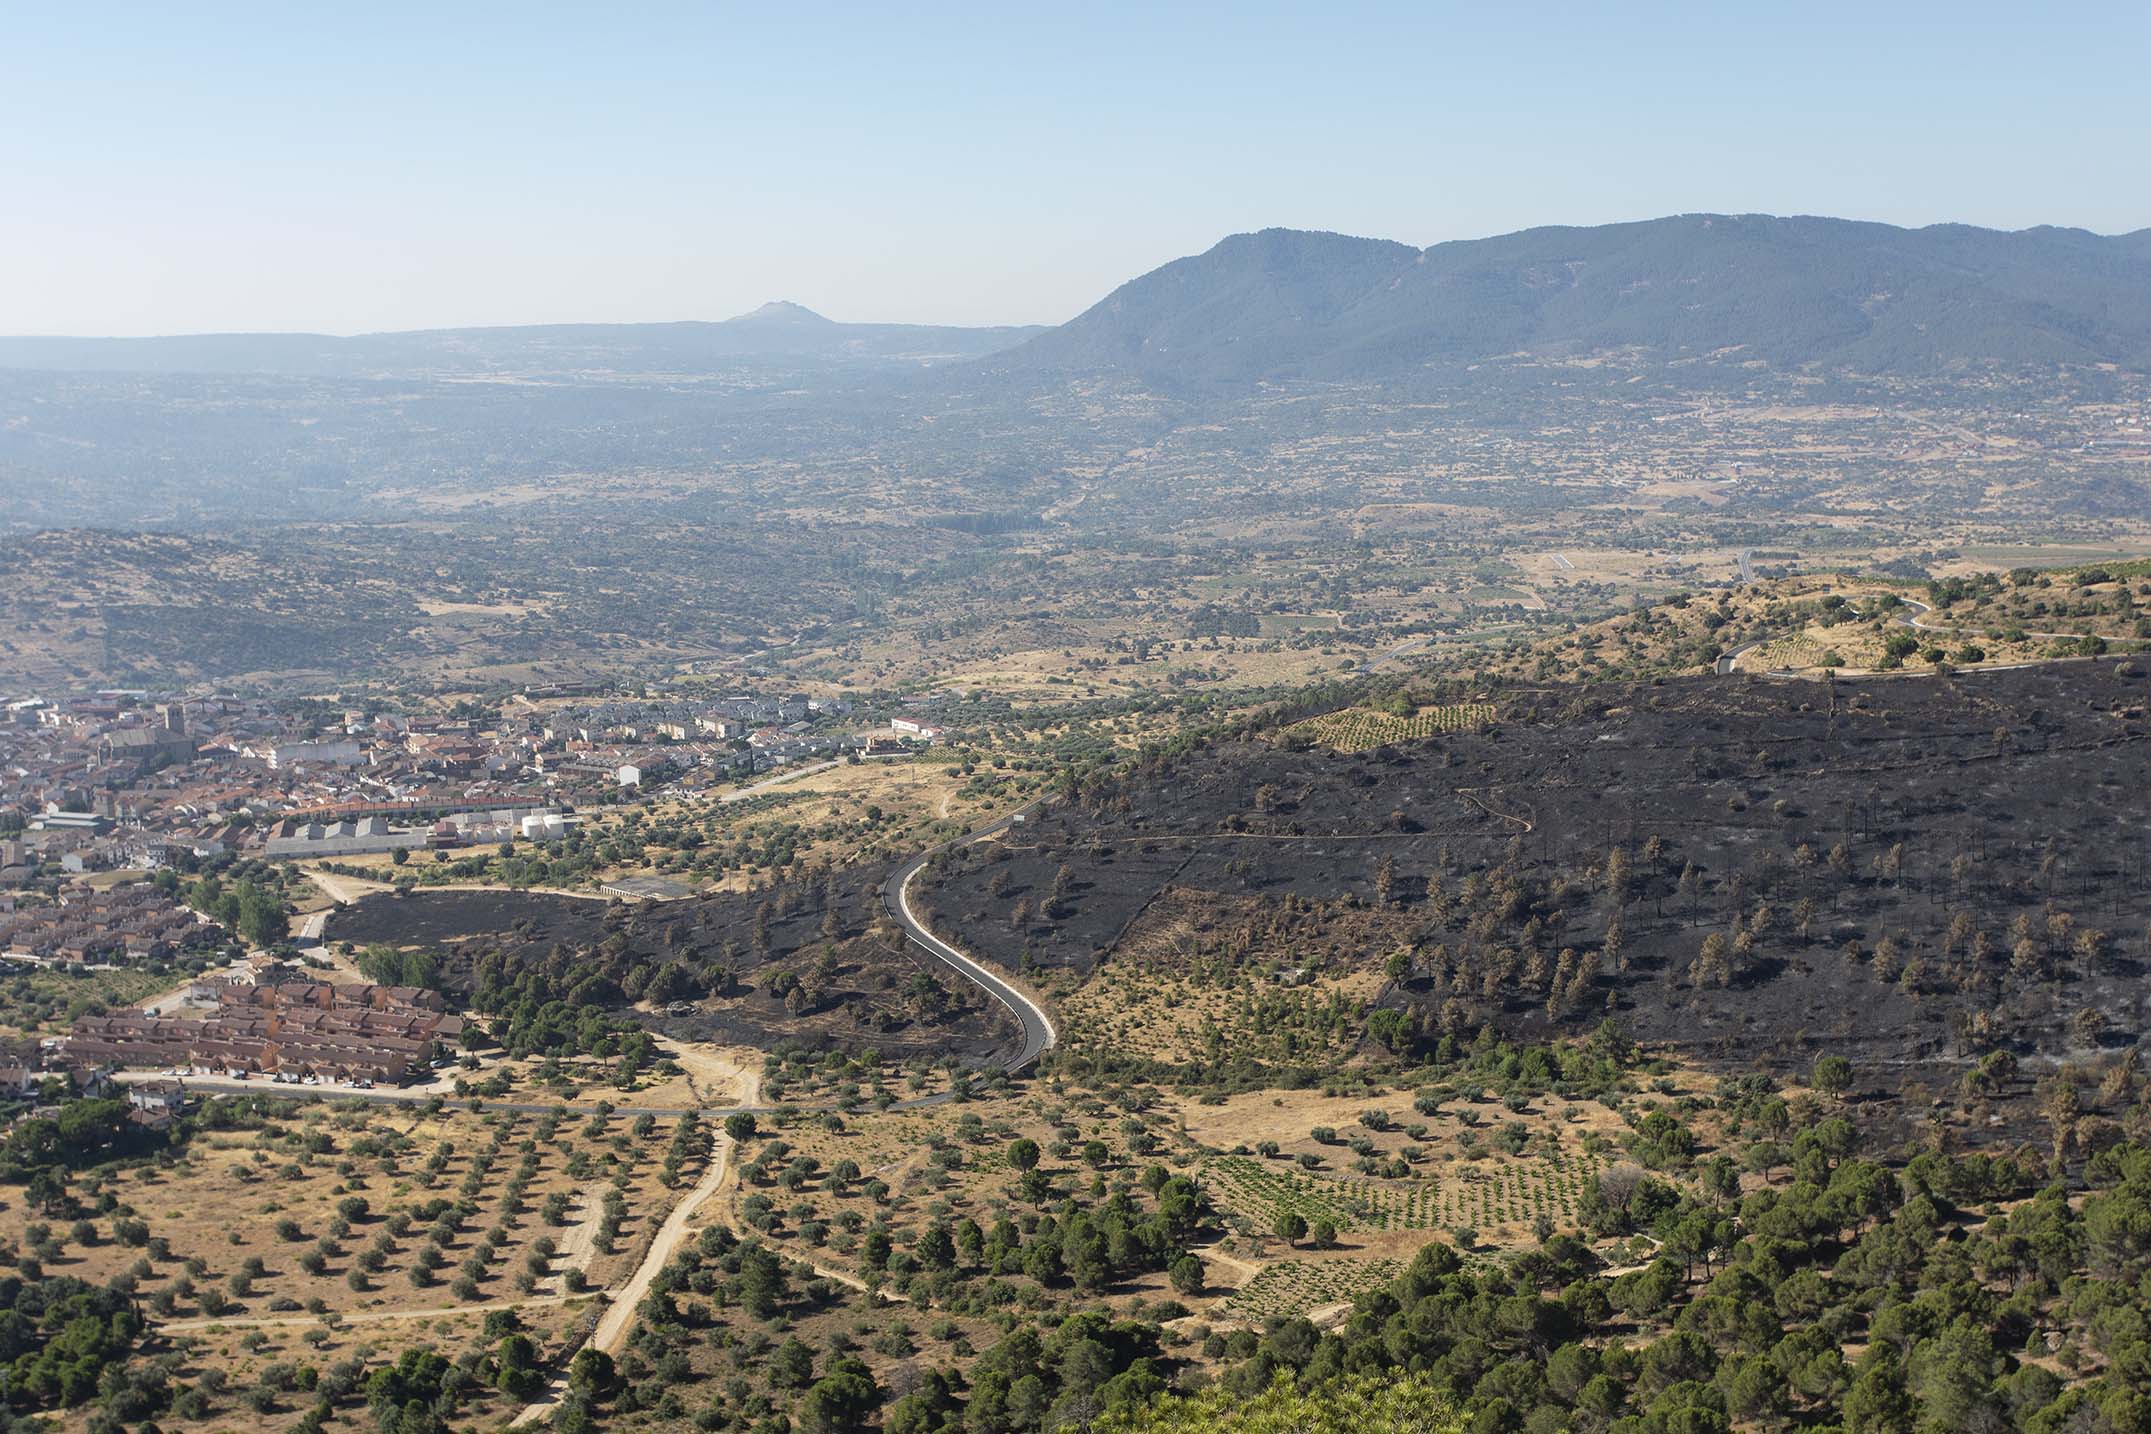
[263,740,364,770]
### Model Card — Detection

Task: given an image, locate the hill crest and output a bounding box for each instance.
[994,213,2151,385]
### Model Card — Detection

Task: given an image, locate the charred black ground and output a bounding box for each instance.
[919,660,2151,1090]
[323,870,1021,1067]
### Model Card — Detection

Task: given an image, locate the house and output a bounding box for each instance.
[890,717,947,741]
[0,1042,45,1098]
[64,980,457,1084]
[126,1080,189,1124]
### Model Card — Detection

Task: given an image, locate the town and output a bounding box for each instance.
[0,680,947,881]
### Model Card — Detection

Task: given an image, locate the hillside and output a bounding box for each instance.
[0,302,1042,377]
[992,215,2151,385]
[921,658,2151,1085]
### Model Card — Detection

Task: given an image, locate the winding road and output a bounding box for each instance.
[1349,636,1433,676]
[115,800,1061,1418]
[139,795,1061,1121]
[881,803,1059,1073]
[1716,594,2104,678]
[1894,597,2089,647]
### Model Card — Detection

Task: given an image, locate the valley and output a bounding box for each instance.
[5,213,2151,1434]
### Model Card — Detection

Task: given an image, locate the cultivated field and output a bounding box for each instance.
[0,1101,702,1323]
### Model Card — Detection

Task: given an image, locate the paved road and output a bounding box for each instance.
[881,804,1058,1073]
[1354,637,1432,676]
[1736,548,1755,584]
[717,759,842,804]
[1717,595,2099,679]
[112,1069,729,1117]
[1895,597,2086,645]
[1714,637,1768,675]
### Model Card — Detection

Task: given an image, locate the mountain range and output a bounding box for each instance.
[0,300,1042,377]
[4,215,2149,388]
[992,215,2151,386]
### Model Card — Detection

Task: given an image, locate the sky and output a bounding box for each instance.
[3,2,2146,336]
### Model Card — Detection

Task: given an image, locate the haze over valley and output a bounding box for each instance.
[5,9,2151,1434]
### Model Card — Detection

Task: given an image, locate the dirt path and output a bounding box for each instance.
[798,1257,908,1302]
[656,1037,761,1108]
[545,1181,609,1290]
[157,1293,572,1333]
[719,759,841,804]
[302,867,390,904]
[1194,1243,1264,1283]
[590,1140,730,1352]
[512,1134,733,1426]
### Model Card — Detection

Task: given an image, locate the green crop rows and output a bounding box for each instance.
[1223,1258,1404,1319]
[1204,1157,1442,1233]
[1429,1150,1599,1230]
[1206,1150,1597,1235]
[1291,702,1496,753]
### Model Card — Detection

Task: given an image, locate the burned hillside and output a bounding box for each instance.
[323,870,1021,1066]
[917,660,2151,1084]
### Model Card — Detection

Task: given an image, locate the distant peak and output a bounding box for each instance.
[729,300,832,325]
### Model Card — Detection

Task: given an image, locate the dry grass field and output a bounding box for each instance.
[0,1102,702,1324]
[139,1299,588,1433]
[712,1046,1655,1335]
[1061,960,1387,1066]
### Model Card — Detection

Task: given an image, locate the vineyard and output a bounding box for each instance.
[1748,629,1890,672]
[1429,1150,1599,1231]
[1204,1149,1598,1237]
[1223,1257,1404,1320]
[1748,633,1830,671]
[1204,1157,1441,1233]
[1288,702,1495,753]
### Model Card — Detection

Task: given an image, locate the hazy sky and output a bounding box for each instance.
[4,3,2145,336]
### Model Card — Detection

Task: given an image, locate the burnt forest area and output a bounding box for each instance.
[323,872,1021,1066]
[919,661,2151,1120]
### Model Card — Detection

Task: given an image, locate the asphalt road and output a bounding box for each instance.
[1895,597,2086,646]
[116,800,1061,1123]
[881,802,1058,1072]
[1717,596,2095,678]
[1714,637,1768,675]
[1355,636,1431,675]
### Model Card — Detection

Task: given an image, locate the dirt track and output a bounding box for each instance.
[512,1133,732,1426]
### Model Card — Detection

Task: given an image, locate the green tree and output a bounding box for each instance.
[493,1334,542,1397]
[566,1347,615,1399]
[1812,1055,1853,1100]
[798,1356,881,1434]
